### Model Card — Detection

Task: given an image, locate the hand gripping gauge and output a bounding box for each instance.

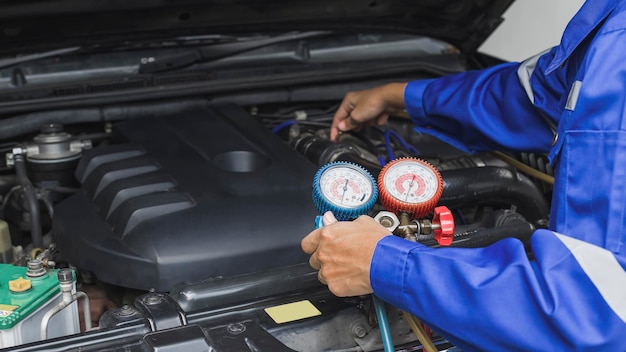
[377,158,443,218]
[312,161,378,221]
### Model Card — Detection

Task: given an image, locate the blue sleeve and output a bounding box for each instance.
[404,52,563,153]
[370,232,626,351]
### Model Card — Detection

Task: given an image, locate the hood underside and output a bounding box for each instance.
[1,0,513,57]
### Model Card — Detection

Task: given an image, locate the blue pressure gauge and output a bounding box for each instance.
[312,161,378,221]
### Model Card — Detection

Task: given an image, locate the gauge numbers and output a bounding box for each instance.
[319,164,375,208]
[381,160,439,204]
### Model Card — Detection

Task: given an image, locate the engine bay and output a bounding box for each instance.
[0,95,551,351]
[0,0,544,349]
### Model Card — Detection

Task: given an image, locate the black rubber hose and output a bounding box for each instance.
[439,167,549,224]
[14,154,43,248]
[420,221,536,248]
[291,132,382,174]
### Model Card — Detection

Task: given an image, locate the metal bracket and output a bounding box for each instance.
[134,291,188,331]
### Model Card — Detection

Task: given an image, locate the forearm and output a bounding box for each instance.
[379,82,408,113]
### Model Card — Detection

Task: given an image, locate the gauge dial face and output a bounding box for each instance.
[319,164,375,208]
[381,159,440,204]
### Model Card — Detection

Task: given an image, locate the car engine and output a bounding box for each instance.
[54,104,318,291]
[0,93,552,351]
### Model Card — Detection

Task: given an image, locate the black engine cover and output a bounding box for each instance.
[53,104,318,291]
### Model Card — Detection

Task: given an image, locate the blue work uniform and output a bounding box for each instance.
[371,0,626,350]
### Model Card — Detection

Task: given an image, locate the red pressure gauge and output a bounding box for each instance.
[377,158,444,218]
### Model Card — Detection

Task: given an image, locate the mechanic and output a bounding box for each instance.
[301,0,626,350]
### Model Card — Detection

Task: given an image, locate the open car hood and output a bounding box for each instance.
[0,0,513,57]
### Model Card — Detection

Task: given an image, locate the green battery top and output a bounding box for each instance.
[0,264,61,329]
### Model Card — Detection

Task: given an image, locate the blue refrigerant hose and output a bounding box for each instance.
[314,215,395,351]
[373,295,395,352]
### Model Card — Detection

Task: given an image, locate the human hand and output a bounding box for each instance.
[301,211,391,297]
[330,83,408,141]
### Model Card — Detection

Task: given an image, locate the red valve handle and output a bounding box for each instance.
[433,206,454,246]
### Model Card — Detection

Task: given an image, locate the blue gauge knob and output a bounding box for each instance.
[312,161,378,221]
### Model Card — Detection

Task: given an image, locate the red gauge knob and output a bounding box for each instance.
[377,158,444,218]
[433,206,455,246]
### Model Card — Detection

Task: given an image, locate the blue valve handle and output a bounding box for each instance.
[314,215,325,229]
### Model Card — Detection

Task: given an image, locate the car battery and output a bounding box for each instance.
[0,264,79,347]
